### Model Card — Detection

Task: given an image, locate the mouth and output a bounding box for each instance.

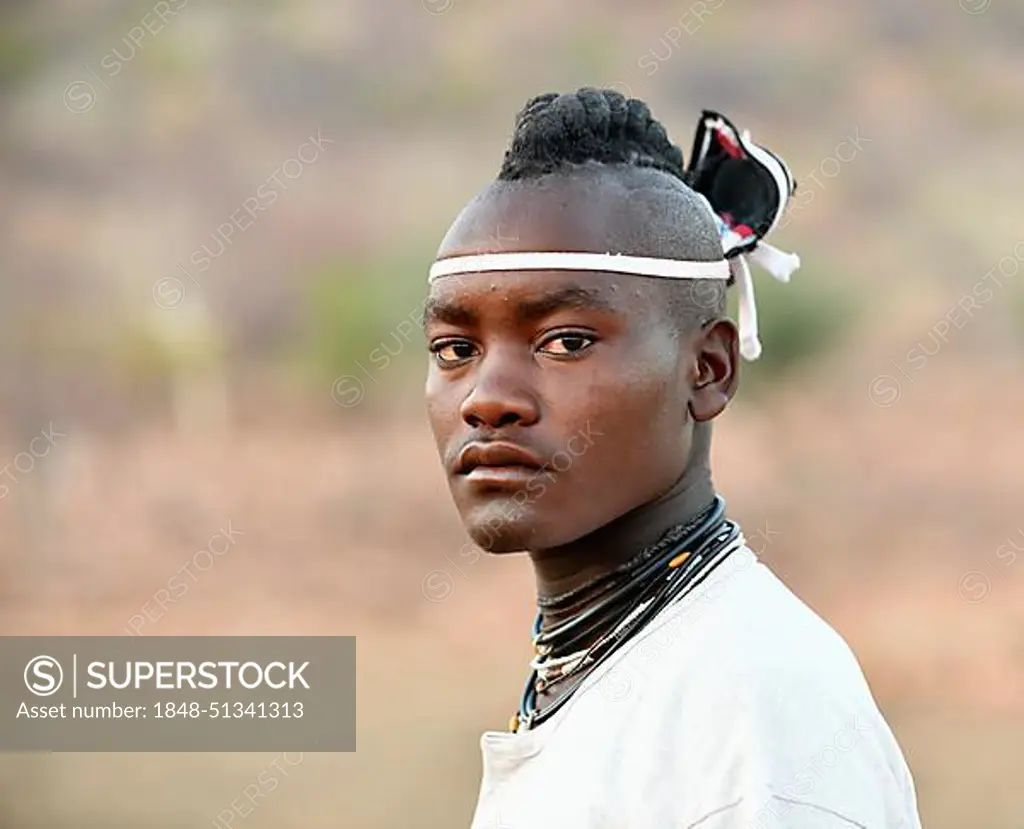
[455,442,545,482]
[463,466,541,487]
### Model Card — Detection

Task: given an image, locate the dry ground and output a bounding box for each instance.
[0,358,1021,828]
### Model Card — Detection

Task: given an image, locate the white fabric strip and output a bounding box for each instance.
[428,252,731,283]
[730,256,762,361]
[748,241,800,283]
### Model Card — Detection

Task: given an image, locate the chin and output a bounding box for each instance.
[471,531,528,554]
[466,518,532,554]
[462,502,549,554]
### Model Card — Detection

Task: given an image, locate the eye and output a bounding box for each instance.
[537,332,597,358]
[429,338,478,367]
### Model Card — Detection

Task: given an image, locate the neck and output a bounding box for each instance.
[528,465,716,620]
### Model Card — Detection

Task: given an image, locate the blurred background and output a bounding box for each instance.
[1,0,1022,826]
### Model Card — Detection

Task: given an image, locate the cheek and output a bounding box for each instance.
[556,358,690,482]
[584,352,689,437]
[424,374,460,444]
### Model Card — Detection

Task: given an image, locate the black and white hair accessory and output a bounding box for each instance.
[686,110,801,360]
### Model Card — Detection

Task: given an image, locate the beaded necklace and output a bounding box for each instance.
[511,496,741,733]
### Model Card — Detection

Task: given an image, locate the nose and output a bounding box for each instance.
[459,354,540,429]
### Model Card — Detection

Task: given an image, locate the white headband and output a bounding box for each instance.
[427,247,799,361]
[428,252,731,282]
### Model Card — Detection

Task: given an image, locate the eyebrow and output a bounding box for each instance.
[421,296,475,328]
[422,284,618,329]
[516,285,618,323]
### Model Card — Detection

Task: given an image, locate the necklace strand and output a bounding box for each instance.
[535,500,719,611]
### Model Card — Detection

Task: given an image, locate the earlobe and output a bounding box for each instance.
[690,373,729,423]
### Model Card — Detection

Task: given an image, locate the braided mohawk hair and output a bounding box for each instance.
[498,88,687,184]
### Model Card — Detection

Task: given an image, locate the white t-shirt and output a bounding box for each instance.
[469,545,922,829]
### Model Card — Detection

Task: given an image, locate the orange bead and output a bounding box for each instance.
[668,551,691,568]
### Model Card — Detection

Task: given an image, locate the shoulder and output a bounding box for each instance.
[669,550,873,693]
[610,550,921,827]
[628,547,870,701]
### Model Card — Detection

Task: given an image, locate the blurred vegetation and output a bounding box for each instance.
[0,26,42,93]
[297,250,433,385]
[111,317,227,380]
[731,253,861,396]
[1011,289,1024,351]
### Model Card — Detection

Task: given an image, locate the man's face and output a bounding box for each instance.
[423,177,716,553]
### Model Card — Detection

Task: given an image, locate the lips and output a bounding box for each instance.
[455,441,545,475]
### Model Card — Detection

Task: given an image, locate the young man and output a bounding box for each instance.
[423,88,921,828]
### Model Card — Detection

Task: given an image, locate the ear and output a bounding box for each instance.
[689,318,739,422]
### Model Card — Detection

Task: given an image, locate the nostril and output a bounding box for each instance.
[460,385,540,429]
[463,411,521,429]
